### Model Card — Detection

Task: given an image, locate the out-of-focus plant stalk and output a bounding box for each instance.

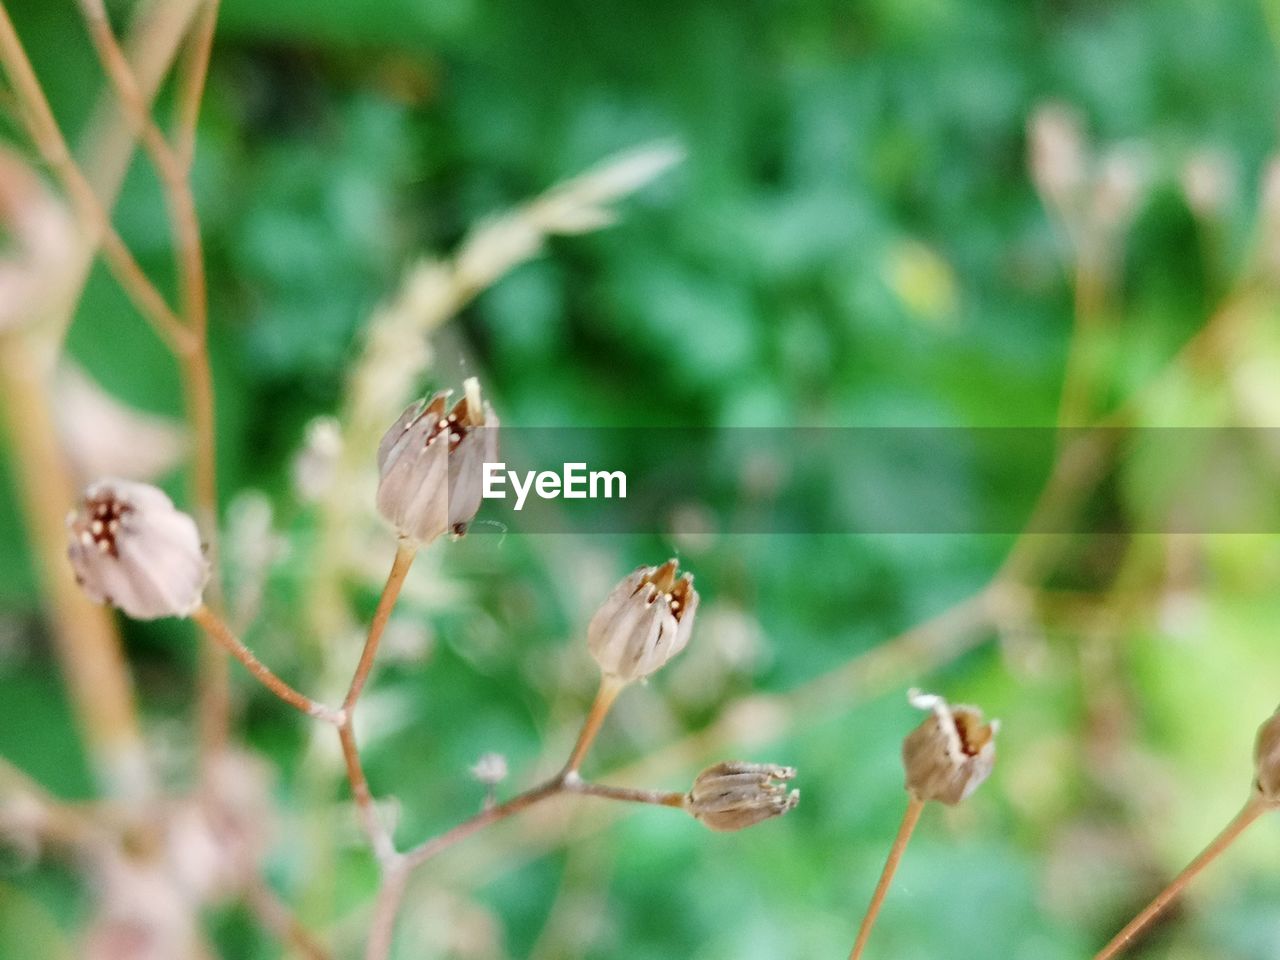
[58,0,203,348]
[0,334,148,800]
[171,0,219,171]
[73,0,230,765]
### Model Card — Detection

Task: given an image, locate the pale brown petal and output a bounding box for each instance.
[375,378,498,544]
[901,689,998,805]
[67,479,207,620]
[587,560,698,683]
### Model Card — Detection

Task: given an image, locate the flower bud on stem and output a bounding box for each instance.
[849,690,997,959]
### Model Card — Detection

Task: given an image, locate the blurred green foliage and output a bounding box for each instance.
[4,0,1280,958]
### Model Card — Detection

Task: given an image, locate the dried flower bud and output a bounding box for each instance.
[687,761,799,832]
[1254,705,1280,805]
[67,479,207,620]
[586,559,699,683]
[376,377,498,543]
[901,689,998,805]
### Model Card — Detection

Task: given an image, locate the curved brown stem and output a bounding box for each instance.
[191,605,337,722]
[344,541,417,711]
[849,794,925,960]
[1094,795,1269,960]
[333,540,418,863]
[562,675,625,775]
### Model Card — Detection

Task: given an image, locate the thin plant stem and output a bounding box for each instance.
[401,775,563,871]
[0,2,191,351]
[1093,795,1269,960]
[76,0,209,334]
[0,336,147,800]
[338,723,395,864]
[243,878,332,960]
[181,347,228,757]
[562,675,625,775]
[171,0,219,171]
[344,540,417,711]
[191,605,337,723]
[364,862,410,960]
[564,780,687,808]
[333,540,418,864]
[55,0,203,349]
[399,773,686,874]
[364,684,665,959]
[849,794,926,960]
[363,772,693,959]
[74,0,230,766]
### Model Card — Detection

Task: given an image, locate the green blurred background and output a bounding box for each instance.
[4,0,1280,957]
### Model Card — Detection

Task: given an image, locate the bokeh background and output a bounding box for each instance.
[3,0,1280,957]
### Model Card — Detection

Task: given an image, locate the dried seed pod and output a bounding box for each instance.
[687,761,799,832]
[376,377,498,544]
[66,479,208,620]
[586,559,698,683]
[901,689,998,805]
[1254,705,1280,805]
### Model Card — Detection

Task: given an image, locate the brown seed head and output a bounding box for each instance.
[66,479,207,620]
[586,559,699,683]
[1254,704,1280,805]
[687,761,799,832]
[376,377,498,543]
[901,689,998,805]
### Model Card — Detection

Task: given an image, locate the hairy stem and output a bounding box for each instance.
[564,779,687,808]
[562,675,625,775]
[338,724,395,864]
[849,794,925,960]
[334,540,418,863]
[191,606,337,723]
[344,541,417,711]
[1093,795,1269,960]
